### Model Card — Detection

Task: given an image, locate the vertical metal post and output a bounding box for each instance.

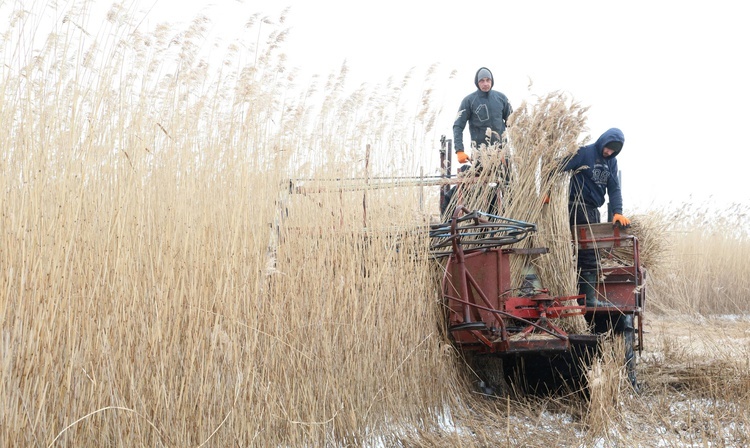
[450,216,473,323]
[607,169,622,222]
[439,135,453,216]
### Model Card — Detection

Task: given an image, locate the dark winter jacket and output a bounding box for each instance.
[452,67,513,152]
[563,128,625,214]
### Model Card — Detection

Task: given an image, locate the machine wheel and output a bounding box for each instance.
[468,355,508,397]
[615,314,638,391]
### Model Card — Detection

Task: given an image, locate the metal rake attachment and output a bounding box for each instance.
[429,206,536,258]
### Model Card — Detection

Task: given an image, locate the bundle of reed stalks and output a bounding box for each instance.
[615,212,672,274]
[504,92,590,332]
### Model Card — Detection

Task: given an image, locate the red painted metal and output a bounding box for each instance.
[439,208,590,355]
[573,223,646,351]
[438,209,646,359]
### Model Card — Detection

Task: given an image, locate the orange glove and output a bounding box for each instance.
[456,151,470,164]
[613,213,631,228]
[542,193,550,205]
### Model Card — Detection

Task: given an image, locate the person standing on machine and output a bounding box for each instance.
[561,127,637,389]
[563,127,630,301]
[452,67,513,165]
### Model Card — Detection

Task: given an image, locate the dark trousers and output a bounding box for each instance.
[569,201,600,272]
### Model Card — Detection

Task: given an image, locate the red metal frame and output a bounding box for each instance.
[573,223,646,351]
[440,209,597,355]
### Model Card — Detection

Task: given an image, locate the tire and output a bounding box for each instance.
[469,355,508,397]
[615,314,638,391]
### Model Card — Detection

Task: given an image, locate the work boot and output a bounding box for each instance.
[579,271,613,308]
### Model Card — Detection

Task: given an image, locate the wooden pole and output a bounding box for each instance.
[363,144,370,228]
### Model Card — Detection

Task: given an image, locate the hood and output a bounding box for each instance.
[474,67,494,89]
[594,128,625,158]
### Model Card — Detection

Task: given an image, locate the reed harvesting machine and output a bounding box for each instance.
[429,137,645,394]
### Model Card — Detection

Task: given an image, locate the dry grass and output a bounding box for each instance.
[1,3,467,446]
[600,203,750,316]
[2,2,750,447]
[646,202,750,315]
[584,337,630,435]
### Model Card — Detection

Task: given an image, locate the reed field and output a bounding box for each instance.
[2,3,749,447]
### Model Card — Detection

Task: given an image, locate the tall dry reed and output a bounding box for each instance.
[645,201,750,315]
[0,3,468,446]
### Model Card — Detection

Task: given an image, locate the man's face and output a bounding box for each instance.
[478,77,492,92]
[603,147,616,158]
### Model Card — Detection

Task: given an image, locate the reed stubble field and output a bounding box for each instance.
[2,3,750,447]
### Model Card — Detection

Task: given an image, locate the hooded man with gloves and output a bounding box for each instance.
[561,127,631,306]
[562,127,637,389]
[453,67,513,164]
[564,127,630,232]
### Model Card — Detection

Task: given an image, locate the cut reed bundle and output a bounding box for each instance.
[503,92,590,332]
[605,211,673,275]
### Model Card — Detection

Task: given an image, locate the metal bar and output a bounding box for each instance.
[446,295,568,341]
[291,177,455,194]
[292,175,449,182]
[450,213,473,323]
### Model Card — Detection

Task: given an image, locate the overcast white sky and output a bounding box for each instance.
[18,0,750,212]
[143,0,749,212]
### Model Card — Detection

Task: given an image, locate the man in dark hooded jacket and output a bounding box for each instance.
[562,127,631,307]
[453,67,513,164]
[563,128,637,389]
[564,127,630,233]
